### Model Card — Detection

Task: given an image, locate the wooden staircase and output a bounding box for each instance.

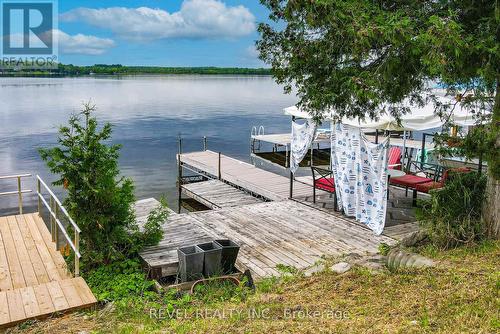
[0,213,96,328]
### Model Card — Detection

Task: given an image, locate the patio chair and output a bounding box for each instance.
[415,167,471,193]
[388,146,402,170]
[311,166,338,211]
[389,161,445,205]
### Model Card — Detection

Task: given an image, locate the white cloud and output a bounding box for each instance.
[245,45,260,59]
[55,30,115,55]
[4,30,115,55]
[60,0,256,42]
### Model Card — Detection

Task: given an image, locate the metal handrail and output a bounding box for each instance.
[251,126,257,137]
[36,176,81,233]
[258,125,265,136]
[36,175,81,277]
[0,174,32,214]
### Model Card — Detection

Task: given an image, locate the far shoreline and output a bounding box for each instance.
[0,64,273,77]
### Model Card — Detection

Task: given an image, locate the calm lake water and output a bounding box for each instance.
[0,75,297,213]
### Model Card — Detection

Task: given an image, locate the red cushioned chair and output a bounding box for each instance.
[415,167,471,193]
[389,161,444,205]
[388,146,402,170]
[311,166,338,211]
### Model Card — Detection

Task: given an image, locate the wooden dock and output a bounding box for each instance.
[136,150,419,280]
[139,199,396,279]
[179,150,326,200]
[0,213,96,328]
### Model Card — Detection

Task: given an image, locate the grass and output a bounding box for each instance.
[8,240,500,334]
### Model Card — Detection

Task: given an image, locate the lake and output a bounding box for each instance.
[0,75,297,213]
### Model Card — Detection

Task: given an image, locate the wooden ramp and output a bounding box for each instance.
[182,180,263,209]
[0,213,96,328]
[179,150,325,200]
[139,200,396,279]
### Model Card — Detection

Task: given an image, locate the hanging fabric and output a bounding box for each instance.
[290,119,317,174]
[331,123,389,235]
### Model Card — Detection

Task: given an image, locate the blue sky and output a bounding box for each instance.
[53,0,270,67]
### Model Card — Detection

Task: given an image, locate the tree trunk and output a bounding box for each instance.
[482,80,500,238]
[484,168,500,238]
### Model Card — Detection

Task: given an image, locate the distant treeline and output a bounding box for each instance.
[0,64,272,76]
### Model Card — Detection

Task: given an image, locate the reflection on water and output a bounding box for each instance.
[0,75,297,213]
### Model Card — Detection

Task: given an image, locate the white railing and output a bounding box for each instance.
[36,175,81,277]
[0,174,32,214]
[251,125,265,137]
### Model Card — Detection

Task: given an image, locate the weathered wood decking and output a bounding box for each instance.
[0,213,96,328]
[137,150,418,280]
[180,151,418,238]
[139,199,396,279]
[181,180,263,209]
[179,150,325,200]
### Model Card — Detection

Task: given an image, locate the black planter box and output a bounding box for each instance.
[215,239,240,274]
[177,246,204,282]
[195,242,222,277]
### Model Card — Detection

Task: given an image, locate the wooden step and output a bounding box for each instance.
[0,277,97,328]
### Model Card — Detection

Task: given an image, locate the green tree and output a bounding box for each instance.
[257,0,499,236]
[39,102,165,268]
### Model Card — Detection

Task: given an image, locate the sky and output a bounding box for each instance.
[48,0,270,67]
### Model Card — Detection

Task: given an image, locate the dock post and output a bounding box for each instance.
[49,196,55,242]
[218,152,222,180]
[37,178,41,216]
[74,231,80,277]
[177,135,183,214]
[54,204,59,250]
[285,144,288,168]
[178,134,182,155]
[203,136,207,151]
[17,176,23,214]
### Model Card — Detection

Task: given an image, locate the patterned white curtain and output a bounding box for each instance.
[290,119,317,174]
[331,123,389,235]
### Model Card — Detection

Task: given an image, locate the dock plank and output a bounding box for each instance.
[20,286,41,318]
[33,283,55,315]
[6,289,26,323]
[0,292,9,324]
[73,277,98,305]
[0,223,13,291]
[0,216,26,289]
[31,214,70,280]
[59,279,84,308]
[23,214,62,282]
[6,215,39,287]
[46,281,69,312]
[16,215,50,285]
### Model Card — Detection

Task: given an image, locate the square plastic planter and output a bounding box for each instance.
[177,246,204,282]
[214,239,240,274]
[195,242,222,277]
